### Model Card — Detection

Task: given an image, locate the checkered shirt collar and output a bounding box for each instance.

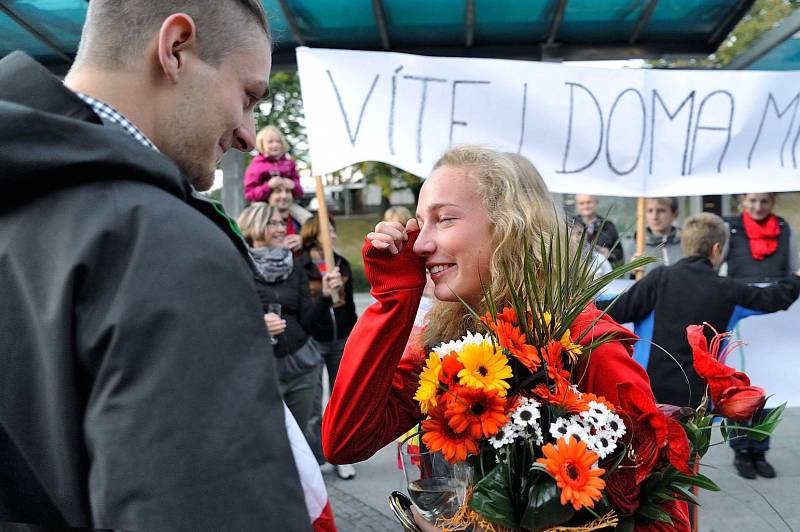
[74,91,159,152]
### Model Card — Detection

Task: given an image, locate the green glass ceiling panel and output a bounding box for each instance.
[0,0,86,60]
[264,0,380,49]
[556,0,645,43]
[474,0,552,44]
[0,12,47,57]
[749,37,800,70]
[382,0,464,47]
[640,0,735,41]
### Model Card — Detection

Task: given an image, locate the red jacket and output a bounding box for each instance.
[322,231,689,531]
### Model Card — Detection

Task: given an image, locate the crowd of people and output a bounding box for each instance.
[2,1,800,531]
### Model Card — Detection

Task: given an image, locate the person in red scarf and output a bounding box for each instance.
[323,147,690,531]
[723,192,800,479]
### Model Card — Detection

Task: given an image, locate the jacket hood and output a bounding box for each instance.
[0,52,186,211]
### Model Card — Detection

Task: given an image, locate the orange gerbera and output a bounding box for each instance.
[537,437,606,511]
[444,386,509,439]
[580,392,616,412]
[533,380,586,414]
[440,351,465,386]
[493,320,541,372]
[422,405,479,463]
[541,340,570,381]
[481,307,519,328]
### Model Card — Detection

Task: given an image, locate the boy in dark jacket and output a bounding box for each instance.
[596,213,800,478]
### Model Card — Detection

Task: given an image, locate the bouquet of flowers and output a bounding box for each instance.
[410,229,784,531]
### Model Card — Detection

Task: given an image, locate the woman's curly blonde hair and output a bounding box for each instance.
[423,146,565,345]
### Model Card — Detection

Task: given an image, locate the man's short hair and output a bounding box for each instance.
[75,0,269,69]
[647,197,679,213]
[682,212,728,258]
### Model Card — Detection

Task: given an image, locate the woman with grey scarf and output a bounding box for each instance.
[237,202,342,443]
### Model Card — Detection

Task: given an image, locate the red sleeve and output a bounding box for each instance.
[322,231,427,464]
[573,305,690,532]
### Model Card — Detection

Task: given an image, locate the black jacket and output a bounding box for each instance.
[300,251,359,341]
[255,260,333,378]
[597,256,800,408]
[573,214,624,267]
[0,52,309,531]
[725,214,794,283]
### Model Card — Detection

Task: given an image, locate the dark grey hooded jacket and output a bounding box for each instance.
[0,52,310,531]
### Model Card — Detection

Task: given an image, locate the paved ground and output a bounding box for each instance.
[322,294,799,531]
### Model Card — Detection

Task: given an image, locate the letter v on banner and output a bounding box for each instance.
[326,69,379,146]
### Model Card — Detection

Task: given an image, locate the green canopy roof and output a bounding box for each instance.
[1,0,755,72]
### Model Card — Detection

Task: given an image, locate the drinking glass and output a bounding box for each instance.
[398,432,473,523]
[267,303,281,346]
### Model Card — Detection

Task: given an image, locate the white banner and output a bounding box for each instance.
[296,47,800,197]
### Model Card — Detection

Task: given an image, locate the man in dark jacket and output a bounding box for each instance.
[597,213,800,478]
[0,2,310,531]
[573,194,624,267]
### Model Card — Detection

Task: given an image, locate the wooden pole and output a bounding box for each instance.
[314,175,340,305]
[635,197,646,280]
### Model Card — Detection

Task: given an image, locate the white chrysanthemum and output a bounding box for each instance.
[587,432,618,460]
[601,413,626,440]
[549,416,589,443]
[580,401,611,427]
[565,415,590,442]
[549,417,571,440]
[532,425,544,445]
[489,422,520,449]
[511,400,541,428]
[431,331,490,358]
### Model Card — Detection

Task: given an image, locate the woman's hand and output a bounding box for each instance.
[322,267,344,297]
[264,313,286,336]
[367,218,419,255]
[283,234,302,252]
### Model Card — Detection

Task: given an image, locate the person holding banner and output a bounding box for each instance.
[629,197,683,278]
[597,213,800,411]
[573,194,624,267]
[323,146,690,530]
[299,215,359,480]
[723,192,800,479]
[237,203,342,447]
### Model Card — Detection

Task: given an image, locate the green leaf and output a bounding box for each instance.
[672,472,720,492]
[519,475,575,530]
[719,419,729,441]
[748,402,787,441]
[468,462,519,529]
[636,502,673,524]
[671,487,701,507]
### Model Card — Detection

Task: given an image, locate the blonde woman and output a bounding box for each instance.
[322,146,690,531]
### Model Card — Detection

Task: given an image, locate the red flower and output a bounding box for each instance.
[533,380,586,414]
[440,351,464,387]
[687,324,766,421]
[493,320,541,372]
[604,468,641,516]
[716,386,767,422]
[687,324,750,399]
[444,386,509,439]
[541,340,570,381]
[616,382,691,482]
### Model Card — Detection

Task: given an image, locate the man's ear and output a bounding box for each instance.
[156,13,198,83]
